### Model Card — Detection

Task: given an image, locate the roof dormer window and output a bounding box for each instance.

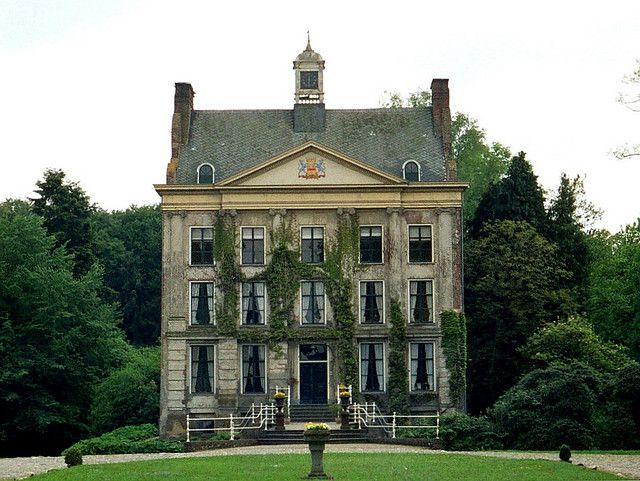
[403,161,420,182]
[197,163,214,184]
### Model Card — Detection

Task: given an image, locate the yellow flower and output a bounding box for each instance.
[305,422,330,431]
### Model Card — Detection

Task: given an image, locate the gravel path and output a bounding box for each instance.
[1,445,638,480]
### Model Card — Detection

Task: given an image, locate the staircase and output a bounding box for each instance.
[258,428,367,445]
[289,404,336,422]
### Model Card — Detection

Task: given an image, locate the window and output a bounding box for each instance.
[300,71,319,89]
[191,227,214,265]
[409,280,434,323]
[241,227,265,265]
[190,282,214,325]
[197,163,214,184]
[360,343,384,392]
[360,281,383,324]
[242,345,266,393]
[242,282,266,325]
[403,161,420,181]
[360,226,382,264]
[301,281,325,324]
[301,227,324,264]
[408,225,433,263]
[410,342,435,391]
[191,345,214,393]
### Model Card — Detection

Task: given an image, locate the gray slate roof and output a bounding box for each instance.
[175,108,446,184]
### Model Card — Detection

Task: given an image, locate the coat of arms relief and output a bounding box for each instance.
[298,157,326,179]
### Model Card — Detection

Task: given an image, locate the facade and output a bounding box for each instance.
[156,40,466,438]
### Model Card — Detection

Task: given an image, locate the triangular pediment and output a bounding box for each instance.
[217,141,404,187]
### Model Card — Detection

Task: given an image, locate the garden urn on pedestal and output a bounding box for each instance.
[303,423,331,479]
[274,391,286,431]
[339,390,351,430]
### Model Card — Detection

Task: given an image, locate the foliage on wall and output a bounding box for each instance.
[388,299,410,413]
[440,310,467,408]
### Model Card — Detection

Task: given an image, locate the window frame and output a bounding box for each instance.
[300,226,325,264]
[300,70,319,90]
[358,341,386,393]
[189,344,216,394]
[240,344,268,395]
[402,160,421,181]
[190,226,215,266]
[407,224,434,264]
[358,280,385,324]
[359,225,384,264]
[189,281,215,326]
[240,281,267,326]
[196,163,215,184]
[408,341,437,392]
[300,280,327,326]
[240,226,266,266]
[407,279,435,324]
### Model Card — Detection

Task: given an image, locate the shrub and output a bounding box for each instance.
[439,412,503,451]
[90,347,160,434]
[489,363,598,450]
[559,444,571,462]
[63,446,83,467]
[65,424,183,455]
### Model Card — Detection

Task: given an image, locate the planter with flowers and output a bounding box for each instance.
[274,391,287,431]
[303,422,331,479]
[339,390,351,429]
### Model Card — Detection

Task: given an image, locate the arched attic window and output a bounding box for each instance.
[403,161,420,181]
[197,163,215,184]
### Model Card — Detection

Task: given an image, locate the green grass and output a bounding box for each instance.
[30,453,623,481]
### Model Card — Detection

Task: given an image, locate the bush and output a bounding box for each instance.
[63,446,83,467]
[489,363,598,450]
[439,412,503,451]
[65,424,183,455]
[90,347,160,434]
[559,444,571,462]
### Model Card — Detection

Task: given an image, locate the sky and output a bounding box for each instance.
[1,0,639,232]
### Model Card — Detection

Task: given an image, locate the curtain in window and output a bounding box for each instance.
[303,282,323,324]
[243,345,264,393]
[363,282,380,323]
[194,283,212,325]
[245,287,262,324]
[195,346,212,393]
[415,343,429,390]
[363,343,383,391]
[411,281,430,323]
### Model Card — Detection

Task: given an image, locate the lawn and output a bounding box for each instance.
[30,453,623,480]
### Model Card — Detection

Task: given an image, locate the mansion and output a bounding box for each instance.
[155,39,466,438]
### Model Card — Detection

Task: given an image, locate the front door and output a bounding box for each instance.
[299,344,328,404]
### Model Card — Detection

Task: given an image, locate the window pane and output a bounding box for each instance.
[410,342,435,391]
[409,225,432,263]
[360,227,382,263]
[242,345,266,393]
[409,281,433,323]
[361,281,383,324]
[404,162,419,181]
[198,165,214,184]
[191,282,214,325]
[361,343,384,392]
[301,227,324,264]
[191,228,214,265]
[242,282,265,325]
[301,281,324,324]
[241,228,264,265]
[191,345,214,393]
[300,344,327,361]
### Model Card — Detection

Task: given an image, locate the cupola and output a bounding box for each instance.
[293,33,325,104]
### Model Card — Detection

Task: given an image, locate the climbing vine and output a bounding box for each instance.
[213,213,242,336]
[440,310,467,408]
[388,299,410,414]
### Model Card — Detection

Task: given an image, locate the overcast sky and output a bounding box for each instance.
[1,0,638,231]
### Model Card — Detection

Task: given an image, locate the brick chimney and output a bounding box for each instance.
[430,79,456,181]
[166,83,195,183]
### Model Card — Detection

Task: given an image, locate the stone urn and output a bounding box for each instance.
[303,427,331,479]
[339,392,350,430]
[274,394,286,431]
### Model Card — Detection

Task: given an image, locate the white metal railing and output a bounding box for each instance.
[335,384,353,404]
[349,402,440,439]
[271,385,291,419]
[186,403,276,442]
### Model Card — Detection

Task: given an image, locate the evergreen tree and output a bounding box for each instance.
[469,152,547,237]
[31,169,96,276]
[465,220,571,414]
[0,205,127,455]
[546,174,589,312]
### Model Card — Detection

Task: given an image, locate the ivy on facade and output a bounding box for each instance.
[388,299,410,413]
[440,310,467,407]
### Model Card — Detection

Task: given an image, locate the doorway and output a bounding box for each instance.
[299,344,328,404]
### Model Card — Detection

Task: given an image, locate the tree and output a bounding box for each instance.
[489,363,599,450]
[587,221,640,359]
[615,59,640,159]
[31,169,96,276]
[546,174,590,311]
[380,89,431,108]
[0,204,127,454]
[92,206,162,345]
[452,113,511,224]
[89,347,160,434]
[520,317,635,375]
[468,152,547,238]
[465,220,571,413]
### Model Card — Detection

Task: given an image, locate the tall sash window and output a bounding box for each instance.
[360,343,384,392]
[410,342,435,391]
[301,281,325,324]
[409,280,433,323]
[191,227,214,265]
[360,281,383,324]
[242,345,266,393]
[191,282,214,325]
[242,282,266,325]
[191,345,214,393]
